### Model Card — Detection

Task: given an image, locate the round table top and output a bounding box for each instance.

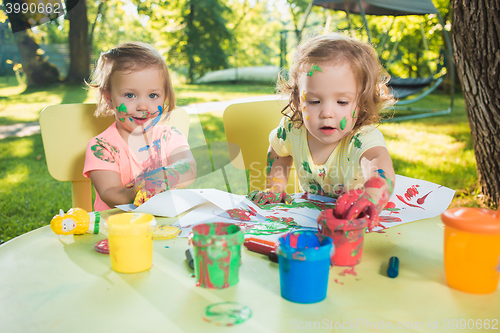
[1,214,498,333]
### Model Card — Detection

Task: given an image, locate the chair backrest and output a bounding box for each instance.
[39,103,190,212]
[223,100,298,193]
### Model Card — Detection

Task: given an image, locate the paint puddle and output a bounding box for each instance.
[94,239,109,254]
[203,302,252,326]
[339,266,357,276]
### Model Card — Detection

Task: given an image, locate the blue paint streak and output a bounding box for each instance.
[138,145,150,152]
[152,139,161,151]
[375,169,387,179]
[143,105,163,132]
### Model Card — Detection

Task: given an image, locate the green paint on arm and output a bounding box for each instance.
[266,152,275,176]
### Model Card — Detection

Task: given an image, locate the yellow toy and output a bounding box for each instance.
[50,208,101,235]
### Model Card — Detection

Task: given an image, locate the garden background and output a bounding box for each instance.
[0,0,488,243]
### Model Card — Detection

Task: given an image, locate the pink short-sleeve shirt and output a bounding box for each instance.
[83,122,189,211]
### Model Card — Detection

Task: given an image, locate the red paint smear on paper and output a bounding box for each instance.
[404,185,420,201]
[334,279,344,285]
[396,194,424,210]
[416,190,433,205]
[380,216,403,223]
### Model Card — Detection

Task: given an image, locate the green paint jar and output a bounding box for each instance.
[191,223,244,289]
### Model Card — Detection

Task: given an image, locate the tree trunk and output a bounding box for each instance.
[187,0,195,84]
[88,0,106,56]
[66,0,90,84]
[452,0,500,206]
[5,10,60,87]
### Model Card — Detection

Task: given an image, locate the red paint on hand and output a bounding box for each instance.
[384,201,396,209]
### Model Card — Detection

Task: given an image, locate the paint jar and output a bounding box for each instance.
[441,207,500,294]
[317,208,368,266]
[277,231,333,304]
[190,223,244,289]
[106,213,156,274]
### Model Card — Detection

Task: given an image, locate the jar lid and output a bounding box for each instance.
[153,225,181,240]
[441,207,500,234]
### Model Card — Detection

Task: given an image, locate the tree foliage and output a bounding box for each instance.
[3,0,455,85]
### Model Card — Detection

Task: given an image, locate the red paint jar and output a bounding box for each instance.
[317,209,368,266]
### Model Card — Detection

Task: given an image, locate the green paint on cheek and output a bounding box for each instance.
[117,103,127,114]
[119,118,125,122]
[340,116,347,130]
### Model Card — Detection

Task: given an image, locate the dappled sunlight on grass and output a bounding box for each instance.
[379,114,480,207]
[0,136,34,158]
[0,134,72,243]
[0,165,28,188]
[0,78,94,125]
[176,83,275,105]
[0,82,26,96]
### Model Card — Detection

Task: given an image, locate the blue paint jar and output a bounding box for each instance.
[277,230,334,304]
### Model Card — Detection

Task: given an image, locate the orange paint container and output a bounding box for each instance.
[441,207,500,294]
[107,213,157,274]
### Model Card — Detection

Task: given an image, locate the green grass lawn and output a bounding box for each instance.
[0,77,484,244]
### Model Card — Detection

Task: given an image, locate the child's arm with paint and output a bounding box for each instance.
[335,146,395,229]
[90,170,136,208]
[132,146,197,205]
[248,146,293,205]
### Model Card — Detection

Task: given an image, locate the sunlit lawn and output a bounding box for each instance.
[0,76,275,125]
[0,77,484,243]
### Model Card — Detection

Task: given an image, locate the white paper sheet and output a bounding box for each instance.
[116,188,246,217]
[375,174,455,231]
[119,175,455,237]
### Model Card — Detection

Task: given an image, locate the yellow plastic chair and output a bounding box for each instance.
[223,100,299,193]
[39,104,190,212]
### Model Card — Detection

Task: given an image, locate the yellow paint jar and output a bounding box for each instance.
[107,213,156,273]
[441,207,500,294]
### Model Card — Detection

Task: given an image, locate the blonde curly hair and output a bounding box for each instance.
[86,42,176,117]
[277,33,394,132]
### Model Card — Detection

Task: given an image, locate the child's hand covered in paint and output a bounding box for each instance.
[335,173,393,231]
[130,166,181,206]
[247,189,293,206]
[335,189,380,231]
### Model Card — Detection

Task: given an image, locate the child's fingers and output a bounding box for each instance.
[247,190,258,201]
[344,198,374,220]
[335,189,362,218]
